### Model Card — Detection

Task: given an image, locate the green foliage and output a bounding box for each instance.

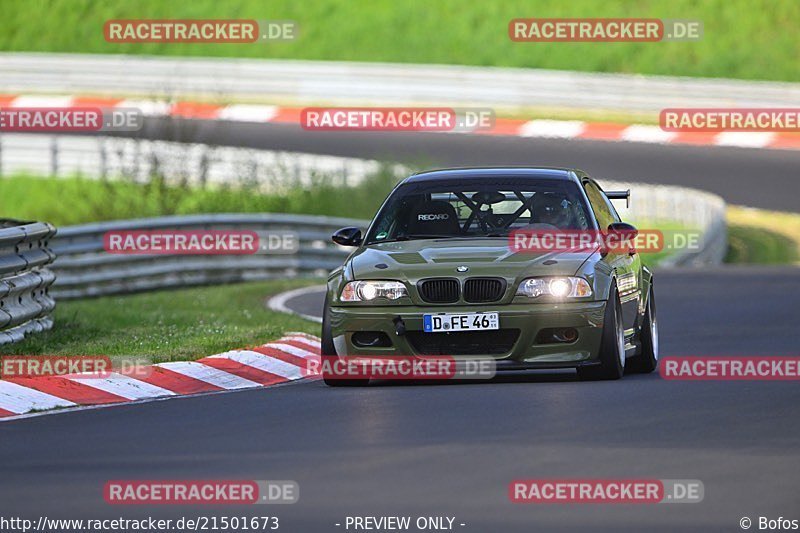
[0,0,797,81]
[2,279,320,358]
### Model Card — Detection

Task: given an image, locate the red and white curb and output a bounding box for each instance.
[0,332,321,421]
[1,94,799,151]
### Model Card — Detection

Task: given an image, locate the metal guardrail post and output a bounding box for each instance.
[0,220,58,345]
[99,138,107,179]
[49,136,58,176]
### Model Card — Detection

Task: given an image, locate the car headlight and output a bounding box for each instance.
[516,277,593,299]
[340,280,408,302]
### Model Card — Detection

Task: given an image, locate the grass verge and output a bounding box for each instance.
[0,171,398,226]
[2,0,798,82]
[1,279,321,359]
[726,206,800,264]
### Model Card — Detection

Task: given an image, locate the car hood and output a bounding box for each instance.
[348,238,594,281]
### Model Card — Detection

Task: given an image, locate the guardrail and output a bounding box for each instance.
[48,180,726,300]
[0,134,391,188]
[1,53,798,113]
[0,220,57,345]
[599,180,727,267]
[49,214,364,299]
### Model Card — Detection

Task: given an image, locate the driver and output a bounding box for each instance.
[532,193,573,228]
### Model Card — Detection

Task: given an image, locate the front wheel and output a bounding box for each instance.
[321,294,369,387]
[578,283,625,381]
[627,286,658,374]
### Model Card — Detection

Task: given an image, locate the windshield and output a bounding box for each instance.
[365,177,593,244]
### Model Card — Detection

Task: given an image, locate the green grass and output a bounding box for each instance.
[0,171,399,225]
[725,206,800,264]
[2,279,321,359]
[1,0,798,82]
[726,225,798,264]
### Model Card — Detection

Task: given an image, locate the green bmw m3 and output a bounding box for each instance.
[322,167,658,385]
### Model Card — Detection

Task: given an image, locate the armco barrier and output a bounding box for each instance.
[1,53,798,113]
[49,214,367,299]
[599,180,727,267]
[48,181,726,300]
[0,134,393,188]
[0,220,57,345]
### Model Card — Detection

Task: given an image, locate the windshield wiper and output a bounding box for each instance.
[402,234,455,239]
[370,234,458,244]
[371,233,509,244]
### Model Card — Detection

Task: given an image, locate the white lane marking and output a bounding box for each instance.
[117,99,172,116]
[66,373,176,400]
[217,104,278,122]
[519,120,586,138]
[9,95,75,108]
[155,361,261,390]
[209,350,303,380]
[620,125,677,144]
[714,132,776,148]
[0,381,76,414]
[267,286,326,324]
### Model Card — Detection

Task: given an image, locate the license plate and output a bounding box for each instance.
[423,312,499,333]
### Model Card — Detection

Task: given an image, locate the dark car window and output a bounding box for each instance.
[365,177,591,244]
[583,180,619,229]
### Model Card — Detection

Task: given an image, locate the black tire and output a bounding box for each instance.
[627,286,658,374]
[578,283,625,381]
[321,295,369,387]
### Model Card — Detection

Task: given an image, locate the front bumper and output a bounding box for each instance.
[330,301,607,367]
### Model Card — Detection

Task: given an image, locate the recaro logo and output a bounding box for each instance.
[418,213,450,221]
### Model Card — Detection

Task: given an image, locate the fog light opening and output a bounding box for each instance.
[556,328,579,343]
[535,327,579,344]
[352,331,393,348]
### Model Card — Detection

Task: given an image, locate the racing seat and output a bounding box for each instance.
[407,200,461,235]
[530,193,575,229]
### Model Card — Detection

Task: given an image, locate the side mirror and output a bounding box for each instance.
[606,222,638,255]
[607,222,638,236]
[332,227,363,247]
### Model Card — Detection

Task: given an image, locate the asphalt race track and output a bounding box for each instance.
[1,268,799,532]
[3,125,799,532]
[107,118,800,212]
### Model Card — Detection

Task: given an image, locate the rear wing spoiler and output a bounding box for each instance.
[604,189,630,208]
